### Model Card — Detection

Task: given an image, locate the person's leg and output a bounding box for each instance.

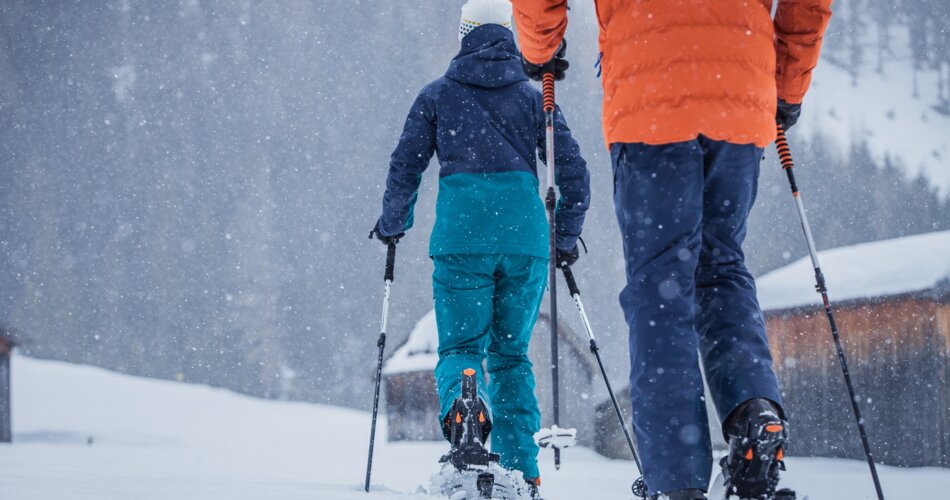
[485,254,547,479]
[611,141,711,495]
[694,138,783,425]
[433,254,496,429]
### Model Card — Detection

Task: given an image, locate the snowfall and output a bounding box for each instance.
[0,356,947,500]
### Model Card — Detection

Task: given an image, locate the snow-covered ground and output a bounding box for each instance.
[1,356,948,499]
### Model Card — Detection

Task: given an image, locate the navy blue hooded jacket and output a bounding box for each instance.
[378,24,590,257]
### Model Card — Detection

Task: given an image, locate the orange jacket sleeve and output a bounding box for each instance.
[510,0,568,65]
[774,0,834,104]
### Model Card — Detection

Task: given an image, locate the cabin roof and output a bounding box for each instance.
[757,230,950,311]
[382,309,439,375]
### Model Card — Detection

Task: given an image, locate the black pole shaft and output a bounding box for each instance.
[542,72,562,469]
[547,182,561,470]
[776,126,885,500]
[562,266,643,474]
[364,331,386,492]
[592,341,642,472]
[365,242,397,492]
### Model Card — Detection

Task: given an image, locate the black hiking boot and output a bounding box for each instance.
[439,368,498,472]
[720,398,795,499]
[651,488,708,500]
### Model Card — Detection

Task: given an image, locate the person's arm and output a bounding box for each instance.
[538,104,590,251]
[774,0,834,104]
[511,0,568,66]
[377,90,437,237]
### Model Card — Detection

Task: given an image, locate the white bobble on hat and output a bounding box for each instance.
[459,0,513,41]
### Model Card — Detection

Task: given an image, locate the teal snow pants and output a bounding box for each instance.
[432,253,548,479]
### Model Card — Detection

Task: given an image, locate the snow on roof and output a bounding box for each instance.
[757,230,950,311]
[382,308,439,375]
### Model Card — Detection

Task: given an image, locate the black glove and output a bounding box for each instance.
[555,245,579,269]
[776,99,802,131]
[369,220,403,245]
[522,40,570,82]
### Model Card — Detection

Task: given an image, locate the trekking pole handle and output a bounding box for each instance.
[384,242,396,283]
[775,125,796,177]
[543,72,556,194]
[561,265,581,297]
[542,72,555,113]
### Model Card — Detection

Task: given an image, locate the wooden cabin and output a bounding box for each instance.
[757,230,950,467]
[0,326,16,443]
[596,231,950,466]
[382,308,601,446]
[381,310,442,442]
[593,376,727,460]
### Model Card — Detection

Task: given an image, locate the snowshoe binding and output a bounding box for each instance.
[440,368,496,471]
[434,368,501,499]
[719,398,796,499]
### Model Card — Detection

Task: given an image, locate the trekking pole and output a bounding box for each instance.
[542,71,563,470]
[775,125,885,500]
[364,241,397,493]
[561,265,647,496]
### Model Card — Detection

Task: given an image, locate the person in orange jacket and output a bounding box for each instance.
[510,1,832,499]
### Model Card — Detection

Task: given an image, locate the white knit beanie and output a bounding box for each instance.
[459,0,513,41]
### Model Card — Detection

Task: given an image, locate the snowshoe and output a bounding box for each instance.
[431,462,534,500]
[719,398,795,499]
[430,369,541,499]
[651,488,708,500]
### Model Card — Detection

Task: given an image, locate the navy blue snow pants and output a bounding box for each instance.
[611,137,783,495]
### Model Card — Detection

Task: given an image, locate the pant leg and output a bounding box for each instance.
[485,254,547,479]
[433,254,496,424]
[694,138,784,425]
[611,141,712,495]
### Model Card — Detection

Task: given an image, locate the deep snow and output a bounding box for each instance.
[1,355,949,499]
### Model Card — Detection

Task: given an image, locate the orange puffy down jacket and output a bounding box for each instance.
[511,0,833,148]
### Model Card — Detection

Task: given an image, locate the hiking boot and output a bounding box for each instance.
[720,398,791,499]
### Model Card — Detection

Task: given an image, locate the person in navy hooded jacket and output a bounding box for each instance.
[370,0,590,488]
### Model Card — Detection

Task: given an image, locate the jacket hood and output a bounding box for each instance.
[445,24,527,89]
